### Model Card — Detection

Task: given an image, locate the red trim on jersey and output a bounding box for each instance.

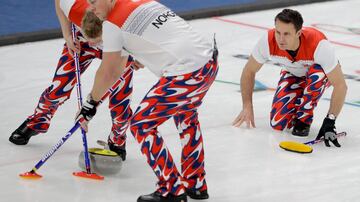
[68,0,89,27]
[107,0,153,28]
[268,27,327,62]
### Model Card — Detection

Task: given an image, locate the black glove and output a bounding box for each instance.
[76,94,99,123]
[316,117,341,147]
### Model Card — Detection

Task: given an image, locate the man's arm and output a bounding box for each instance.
[90,52,128,101]
[315,63,346,147]
[54,0,79,56]
[326,63,347,116]
[241,55,263,109]
[75,52,128,132]
[232,55,263,128]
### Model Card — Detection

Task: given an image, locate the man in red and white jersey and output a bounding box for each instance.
[76,0,218,201]
[233,9,347,147]
[9,0,142,161]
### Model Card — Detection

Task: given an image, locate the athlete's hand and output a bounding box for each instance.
[75,94,99,132]
[232,106,256,128]
[65,35,80,57]
[316,117,341,147]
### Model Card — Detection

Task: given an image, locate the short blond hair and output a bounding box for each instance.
[81,10,102,39]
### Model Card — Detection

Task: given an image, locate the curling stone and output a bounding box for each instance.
[78,148,123,175]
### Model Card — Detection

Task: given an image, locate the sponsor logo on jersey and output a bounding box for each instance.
[152,10,177,29]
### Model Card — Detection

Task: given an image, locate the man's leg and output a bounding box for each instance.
[130,82,186,199]
[27,46,97,132]
[270,70,305,130]
[173,108,208,199]
[107,58,134,160]
[9,31,101,145]
[132,58,217,201]
[296,64,328,126]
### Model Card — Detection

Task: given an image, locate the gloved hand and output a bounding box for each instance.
[316,117,341,147]
[75,94,99,131]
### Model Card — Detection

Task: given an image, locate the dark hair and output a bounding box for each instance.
[275,9,303,31]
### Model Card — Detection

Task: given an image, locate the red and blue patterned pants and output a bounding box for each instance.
[130,57,218,196]
[270,64,328,130]
[26,29,133,147]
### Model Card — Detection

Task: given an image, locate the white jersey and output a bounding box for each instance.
[59,0,75,18]
[102,0,213,77]
[59,0,88,27]
[252,28,338,77]
[59,0,105,49]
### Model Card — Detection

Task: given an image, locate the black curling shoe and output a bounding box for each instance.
[186,188,209,200]
[137,192,187,202]
[9,119,39,145]
[292,119,310,137]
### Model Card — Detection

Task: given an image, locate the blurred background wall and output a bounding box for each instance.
[0,0,335,46]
